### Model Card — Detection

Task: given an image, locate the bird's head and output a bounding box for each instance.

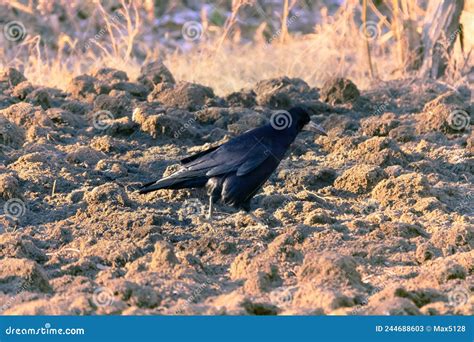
[269,106,327,136]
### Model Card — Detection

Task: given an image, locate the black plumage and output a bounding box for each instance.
[139,106,327,218]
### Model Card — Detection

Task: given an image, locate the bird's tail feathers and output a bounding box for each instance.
[138,176,183,194]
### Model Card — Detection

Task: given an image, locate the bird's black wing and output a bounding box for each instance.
[182,129,275,178]
[139,126,279,194]
[235,149,272,176]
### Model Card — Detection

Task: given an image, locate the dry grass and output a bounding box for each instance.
[0,0,472,95]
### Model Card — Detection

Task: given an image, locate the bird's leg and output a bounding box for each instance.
[197,196,218,235]
[207,196,214,220]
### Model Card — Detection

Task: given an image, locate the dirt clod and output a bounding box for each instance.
[148,82,214,111]
[334,164,387,194]
[320,78,360,105]
[137,61,175,91]
[0,68,471,316]
[0,258,52,293]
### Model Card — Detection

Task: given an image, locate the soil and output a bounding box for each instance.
[0,64,472,315]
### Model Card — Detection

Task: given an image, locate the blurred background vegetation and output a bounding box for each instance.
[0,0,472,94]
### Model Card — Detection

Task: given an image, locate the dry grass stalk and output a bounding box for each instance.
[6,0,34,14]
[1,1,471,95]
[419,0,466,78]
[362,0,375,79]
[280,0,290,44]
[367,0,390,29]
[216,0,252,51]
[391,0,404,69]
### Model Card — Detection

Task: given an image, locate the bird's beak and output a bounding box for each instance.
[303,121,327,136]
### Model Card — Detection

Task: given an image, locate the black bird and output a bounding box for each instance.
[139,106,327,219]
